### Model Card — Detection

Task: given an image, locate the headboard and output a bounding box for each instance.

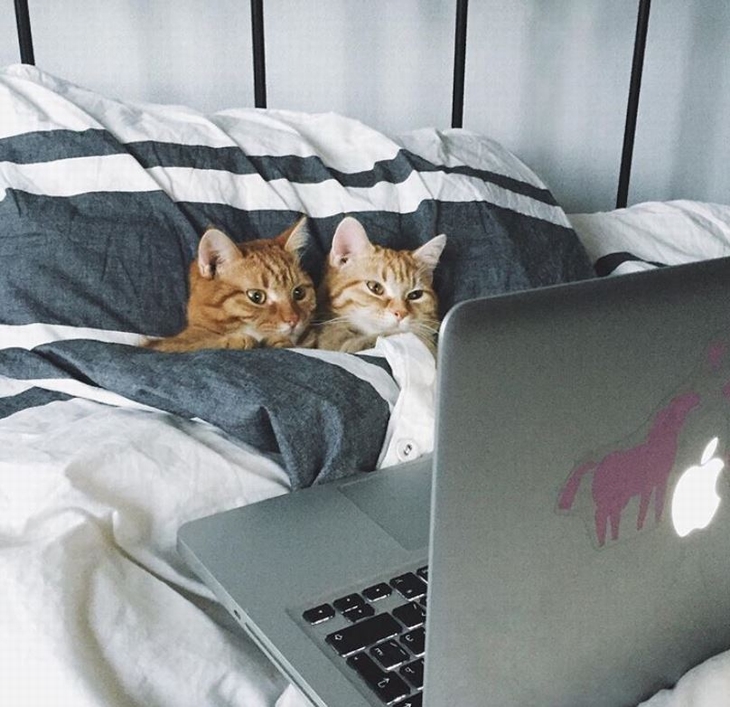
[13,0,653,210]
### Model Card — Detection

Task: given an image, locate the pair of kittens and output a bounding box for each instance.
[146,216,446,355]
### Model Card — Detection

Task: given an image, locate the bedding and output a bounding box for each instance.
[0,63,592,488]
[0,64,590,707]
[569,200,730,275]
[3,62,727,707]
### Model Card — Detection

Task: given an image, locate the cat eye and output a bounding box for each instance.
[292,286,307,301]
[366,281,384,295]
[407,290,424,301]
[246,289,266,305]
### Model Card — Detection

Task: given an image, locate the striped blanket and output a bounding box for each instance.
[0,65,593,707]
[0,63,592,490]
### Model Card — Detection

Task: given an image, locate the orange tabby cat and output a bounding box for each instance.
[146,217,317,352]
[316,216,446,354]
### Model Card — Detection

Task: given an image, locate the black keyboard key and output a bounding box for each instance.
[400,627,425,657]
[399,658,424,689]
[343,604,375,622]
[363,582,392,601]
[347,653,410,704]
[370,639,410,670]
[302,603,335,625]
[326,613,402,656]
[392,602,426,629]
[416,566,429,583]
[333,593,365,613]
[391,573,427,600]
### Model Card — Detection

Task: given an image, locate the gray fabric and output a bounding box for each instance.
[0,387,73,419]
[0,342,391,489]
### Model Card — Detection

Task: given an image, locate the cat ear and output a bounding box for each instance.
[413,234,447,273]
[280,215,309,258]
[330,217,373,267]
[197,228,243,279]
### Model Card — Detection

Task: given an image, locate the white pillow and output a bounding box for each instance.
[568,200,730,276]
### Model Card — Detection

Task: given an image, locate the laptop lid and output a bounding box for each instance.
[424,256,730,706]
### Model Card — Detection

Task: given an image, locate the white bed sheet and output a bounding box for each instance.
[0,399,292,706]
[0,333,436,707]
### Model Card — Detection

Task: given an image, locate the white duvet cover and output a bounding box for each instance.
[0,399,290,706]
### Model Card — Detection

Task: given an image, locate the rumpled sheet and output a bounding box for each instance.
[0,334,436,707]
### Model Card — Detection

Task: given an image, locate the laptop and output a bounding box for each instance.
[178,256,730,707]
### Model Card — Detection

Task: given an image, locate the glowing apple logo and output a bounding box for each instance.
[671,437,725,537]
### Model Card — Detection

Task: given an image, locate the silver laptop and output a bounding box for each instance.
[178,256,730,707]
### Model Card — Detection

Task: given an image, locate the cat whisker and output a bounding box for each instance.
[310,315,352,328]
[408,321,440,336]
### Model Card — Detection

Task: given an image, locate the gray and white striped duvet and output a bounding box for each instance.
[0,64,592,487]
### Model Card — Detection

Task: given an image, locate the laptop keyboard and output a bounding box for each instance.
[302,566,428,706]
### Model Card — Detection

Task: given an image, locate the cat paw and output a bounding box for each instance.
[339,336,376,353]
[262,334,295,349]
[223,334,259,350]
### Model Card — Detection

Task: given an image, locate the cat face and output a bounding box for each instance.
[189,217,316,345]
[320,217,446,339]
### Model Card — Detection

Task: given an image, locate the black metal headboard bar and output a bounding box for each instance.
[616,0,652,209]
[14,0,35,65]
[451,0,469,129]
[247,0,470,124]
[250,0,267,108]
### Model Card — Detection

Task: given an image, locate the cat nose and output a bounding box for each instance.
[389,305,408,320]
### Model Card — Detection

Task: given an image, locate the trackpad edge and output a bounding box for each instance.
[338,460,432,551]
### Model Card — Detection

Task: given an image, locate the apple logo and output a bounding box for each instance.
[671,437,725,538]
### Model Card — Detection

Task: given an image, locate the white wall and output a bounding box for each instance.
[2,0,728,213]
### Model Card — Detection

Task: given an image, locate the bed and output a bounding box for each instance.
[3,3,730,707]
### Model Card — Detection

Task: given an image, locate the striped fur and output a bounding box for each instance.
[147,217,316,352]
[316,217,446,354]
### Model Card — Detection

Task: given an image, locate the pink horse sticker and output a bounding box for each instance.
[558,391,701,546]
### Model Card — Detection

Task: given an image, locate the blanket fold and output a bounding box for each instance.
[0,340,399,488]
